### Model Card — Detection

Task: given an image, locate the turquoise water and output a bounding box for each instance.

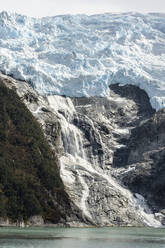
[0,227,164,248]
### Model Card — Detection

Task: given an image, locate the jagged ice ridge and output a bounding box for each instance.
[0,11,165,110]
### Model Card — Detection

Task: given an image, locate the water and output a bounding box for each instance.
[0,227,164,248]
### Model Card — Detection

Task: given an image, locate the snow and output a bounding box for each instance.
[134,193,162,227]
[0,11,165,110]
[48,95,75,118]
[114,128,130,135]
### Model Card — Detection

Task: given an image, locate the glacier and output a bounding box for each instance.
[0,11,165,110]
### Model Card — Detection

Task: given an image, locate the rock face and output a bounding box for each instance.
[2,72,165,227]
[0,73,91,227]
[113,109,165,222]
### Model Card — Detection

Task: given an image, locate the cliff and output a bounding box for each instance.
[0,75,87,226]
[1,73,165,227]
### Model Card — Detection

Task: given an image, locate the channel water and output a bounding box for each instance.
[0,226,164,248]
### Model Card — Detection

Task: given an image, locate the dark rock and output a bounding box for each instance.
[115,109,165,212]
[24,91,38,103]
[110,84,155,120]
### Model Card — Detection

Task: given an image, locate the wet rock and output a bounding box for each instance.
[2,72,163,227]
[114,109,165,214]
[28,216,44,226]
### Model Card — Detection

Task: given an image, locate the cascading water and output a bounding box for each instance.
[1,65,164,227]
[47,94,162,227]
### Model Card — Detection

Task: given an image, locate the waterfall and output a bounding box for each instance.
[134,193,161,227]
[46,94,162,227]
[3,70,162,227]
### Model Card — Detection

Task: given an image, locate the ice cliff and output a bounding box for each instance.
[0,11,165,110]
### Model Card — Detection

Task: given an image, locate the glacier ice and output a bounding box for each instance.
[0,11,165,110]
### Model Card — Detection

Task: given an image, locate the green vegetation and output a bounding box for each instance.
[0,80,65,223]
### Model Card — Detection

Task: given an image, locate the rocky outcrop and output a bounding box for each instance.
[113,109,165,220]
[0,73,91,227]
[2,72,165,227]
